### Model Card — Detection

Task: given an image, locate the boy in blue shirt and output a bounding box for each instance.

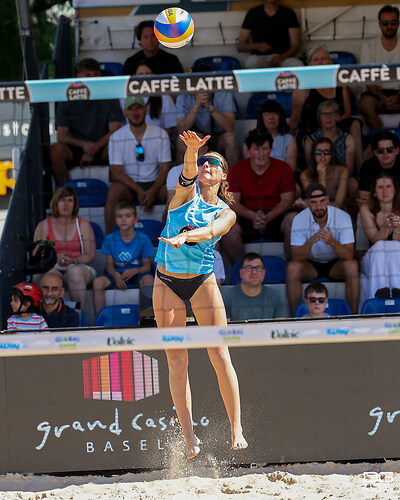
[93,201,154,316]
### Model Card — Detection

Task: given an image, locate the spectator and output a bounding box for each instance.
[221,131,295,263]
[359,174,400,307]
[39,273,80,328]
[93,201,154,317]
[175,63,241,166]
[33,186,96,313]
[254,100,297,171]
[105,96,171,232]
[7,283,48,332]
[286,183,359,316]
[302,283,330,318]
[123,61,176,135]
[50,58,124,185]
[122,20,183,76]
[222,252,288,321]
[303,100,355,175]
[358,130,400,205]
[289,46,362,170]
[300,137,349,209]
[359,5,400,129]
[237,0,302,68]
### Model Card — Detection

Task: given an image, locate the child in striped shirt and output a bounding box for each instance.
[7,282,48,332]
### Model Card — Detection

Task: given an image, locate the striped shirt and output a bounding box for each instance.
[7,314,49,332]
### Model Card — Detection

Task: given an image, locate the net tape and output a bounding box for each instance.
[0,63,399,103]
[1,315,400,357]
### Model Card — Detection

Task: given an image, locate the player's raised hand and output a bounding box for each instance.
[179,130,210,150]
[159,232,188,249]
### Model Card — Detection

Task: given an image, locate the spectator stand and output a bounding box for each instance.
[361,297,400,315]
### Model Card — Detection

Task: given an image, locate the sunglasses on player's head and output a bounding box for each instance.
[381,20,399,26]
[314,149,332,156]
[197,156,222,169]
[376,146,395,154]
[135,143,144,162]
[307,297,327,303]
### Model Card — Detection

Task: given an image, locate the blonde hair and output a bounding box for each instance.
[202,151,234,205]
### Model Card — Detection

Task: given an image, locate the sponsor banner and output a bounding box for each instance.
[0,83,30,102]
[0,64,399,102]
[126,72,237,96]
[1,316,400,357]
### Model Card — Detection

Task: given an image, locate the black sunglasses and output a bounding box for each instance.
[307,297,326,303]
[314,149,332,156]
[376,147,395,154]
[135,143,144,162]
[381,20,398,26]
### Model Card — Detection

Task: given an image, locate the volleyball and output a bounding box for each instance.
[154,8,194,49]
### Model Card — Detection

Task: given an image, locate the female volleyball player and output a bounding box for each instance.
[153,130,247,459]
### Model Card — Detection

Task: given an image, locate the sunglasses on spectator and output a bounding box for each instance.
[135,143,144,162]
[381,20,399,26]
[262,111,280,117]
[242,265,265,272]
[314,149,332,156]
[307,297,327,303]
[197,156,222,169]
[376,147,395,154]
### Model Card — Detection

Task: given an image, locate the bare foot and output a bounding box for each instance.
[232,428,248,450]
[186,435,201,459]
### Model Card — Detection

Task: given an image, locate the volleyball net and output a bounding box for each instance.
[1,62,400,343]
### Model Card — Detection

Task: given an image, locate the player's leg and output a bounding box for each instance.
[153,273,199,458]
[191,275,247,450]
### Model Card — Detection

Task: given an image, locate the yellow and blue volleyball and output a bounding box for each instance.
[154,8,194,49]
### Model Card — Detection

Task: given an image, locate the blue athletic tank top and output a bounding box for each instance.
[155,189,229,274]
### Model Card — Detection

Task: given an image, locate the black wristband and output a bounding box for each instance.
[179,172,198,187]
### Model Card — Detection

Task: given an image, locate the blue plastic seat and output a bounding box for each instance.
[99,62,123,76]
[135,219,163,245]
[361,297,400,315]
[62,179,108,207]
[329,51,357,65]
[295,298,352,318]
[245,92,292,119]
[79,310,88,327]
[90,221,104,249]
[230,255,286,285]
[95,304,140,327]
[192,56,241,72]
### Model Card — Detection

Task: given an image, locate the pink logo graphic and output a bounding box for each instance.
[83,351,160,401]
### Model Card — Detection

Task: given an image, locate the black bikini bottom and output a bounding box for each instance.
[156,269,213,301]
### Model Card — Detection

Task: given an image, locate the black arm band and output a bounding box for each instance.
[179,172,198,187]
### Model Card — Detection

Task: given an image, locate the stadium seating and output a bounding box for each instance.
[361,297,400,315]
[99,62,123,76]
[295,298,352,318]
[90,221,104,249]
[135,219,164,245]
[62,179,108,207]
[230,255,286,285]
[95,304,140,327]
[192,56,241,72]
[245,92,292,119]
[329,51,357,65]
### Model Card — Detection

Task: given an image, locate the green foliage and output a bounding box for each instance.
[0,0,23,81]
[0,0,74,82]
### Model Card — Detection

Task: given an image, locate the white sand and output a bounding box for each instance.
[1,460,400,499]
